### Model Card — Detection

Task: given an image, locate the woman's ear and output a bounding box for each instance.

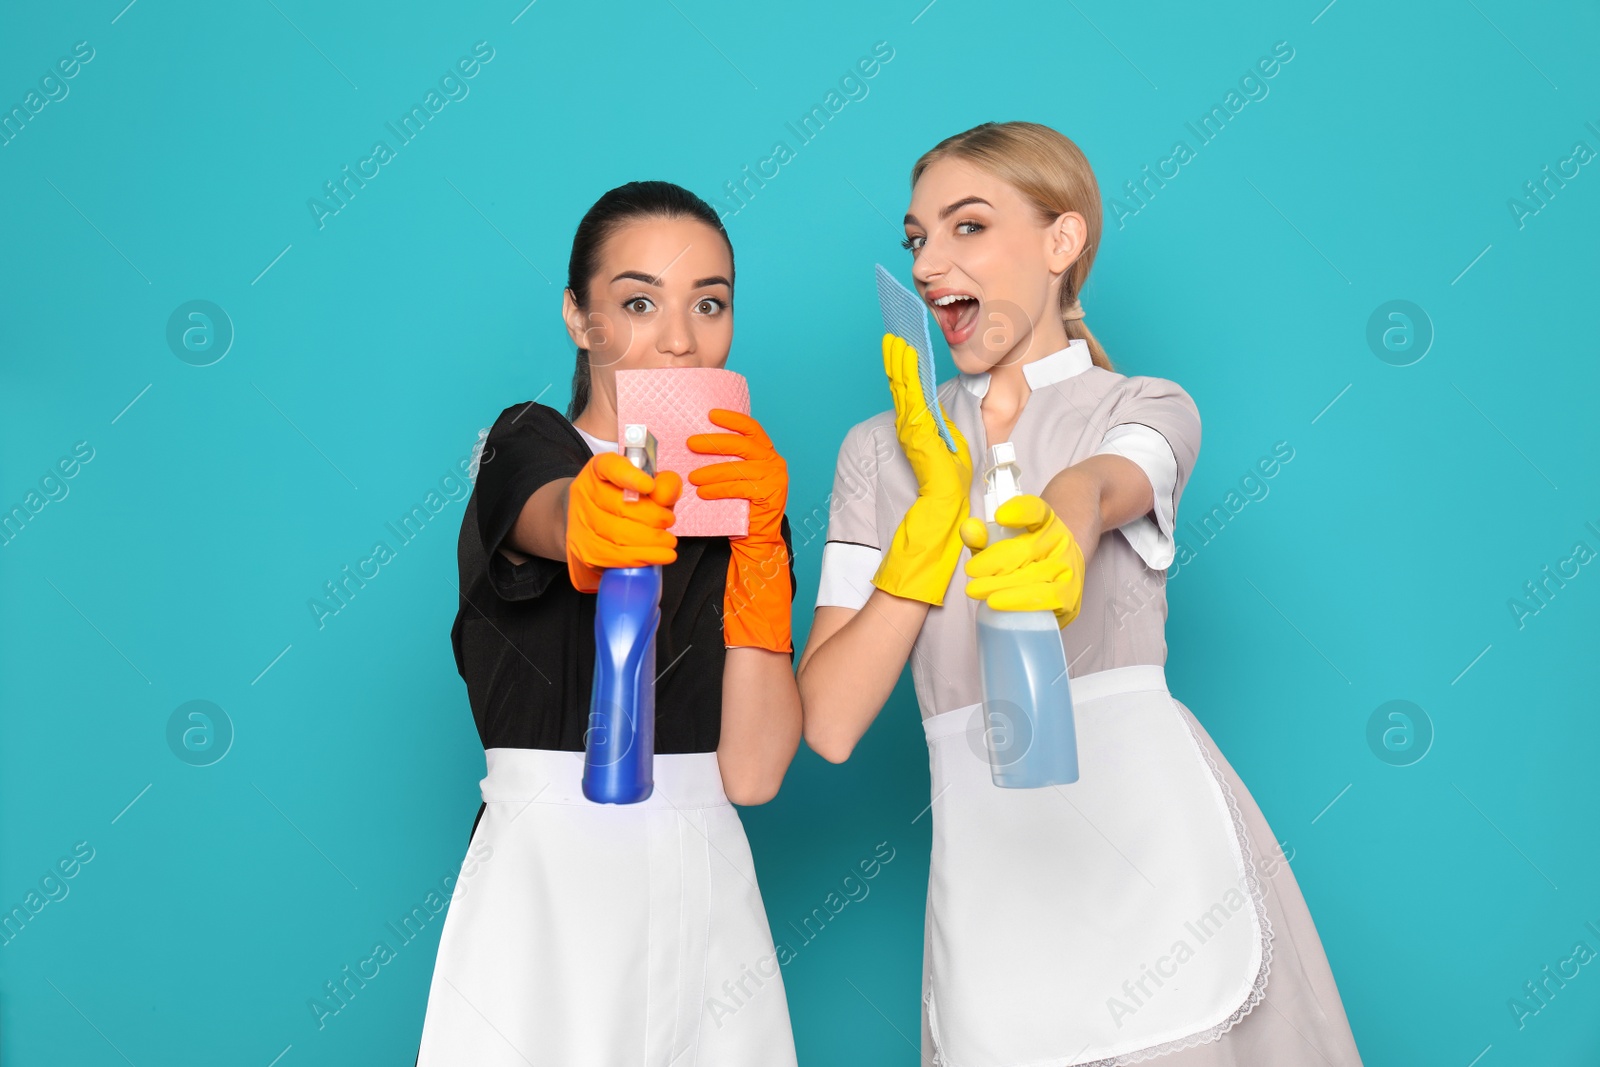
[1045,211,1088,274]
[561,288,591,349]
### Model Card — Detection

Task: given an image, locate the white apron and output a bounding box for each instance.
[416,747,798,1067]
[922,665,1272,1067]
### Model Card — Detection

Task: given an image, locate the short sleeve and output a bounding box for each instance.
[1094,424,1177,570]
[1099,377,1201,571]
[816,420,885,610]
[473,402,590,601]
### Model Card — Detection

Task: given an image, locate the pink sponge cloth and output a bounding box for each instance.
[615,367,751,537]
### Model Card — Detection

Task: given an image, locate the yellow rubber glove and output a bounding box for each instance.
[958,494,1086,628]
[872,333,973,606]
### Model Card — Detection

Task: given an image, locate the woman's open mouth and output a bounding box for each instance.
[928,290,980,346]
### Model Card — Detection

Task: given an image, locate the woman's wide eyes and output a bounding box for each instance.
[624,296,725,314]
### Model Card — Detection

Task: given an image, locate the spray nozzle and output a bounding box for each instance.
[983,442,1023,524]
[620,424,658,504]
[622,424,657,477]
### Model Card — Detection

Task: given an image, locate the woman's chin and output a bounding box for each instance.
[948,346,1005,377]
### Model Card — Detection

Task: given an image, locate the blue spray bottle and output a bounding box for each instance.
[974,442,1080,787]
[582,424,661,804]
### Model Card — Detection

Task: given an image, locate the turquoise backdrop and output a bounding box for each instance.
[2,0,1598,1064]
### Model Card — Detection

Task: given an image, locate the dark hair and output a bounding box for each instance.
[565,181,734,420]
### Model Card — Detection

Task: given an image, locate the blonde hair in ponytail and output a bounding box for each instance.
[911,121,1114,373]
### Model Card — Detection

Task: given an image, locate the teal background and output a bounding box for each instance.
[3,0,1598,1063]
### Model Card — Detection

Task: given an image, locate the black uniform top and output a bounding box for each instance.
[450,400,796,754]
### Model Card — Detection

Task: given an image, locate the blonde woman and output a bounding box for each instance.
[799,123,1363,1066]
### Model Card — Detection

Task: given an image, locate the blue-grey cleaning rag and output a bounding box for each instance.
[874,263,957,452]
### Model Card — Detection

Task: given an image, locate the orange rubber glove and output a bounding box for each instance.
[686,409,792,653]
[565,451,683,594]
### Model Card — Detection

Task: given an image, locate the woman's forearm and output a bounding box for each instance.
[501,478,574,563]
[796,592,930,764]
[1040,454,1152,567]
[717,647,802,804]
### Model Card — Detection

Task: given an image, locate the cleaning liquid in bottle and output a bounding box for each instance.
[974,442,1080,788]
[583,423,662,804]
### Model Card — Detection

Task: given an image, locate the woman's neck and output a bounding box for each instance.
[979,321,1071,443]
[572,386,616,441]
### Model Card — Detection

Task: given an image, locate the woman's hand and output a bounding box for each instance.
[872,333,973,605]
[686,409,787,546]
[687,409,792,652]
[565,451,683,593]
[958,494,1086,627]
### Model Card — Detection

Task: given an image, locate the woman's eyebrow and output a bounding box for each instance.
[938,196,992,219]
[610,270,731,288]
[902,196,993,229]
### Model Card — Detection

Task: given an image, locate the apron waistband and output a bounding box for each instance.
[922,662,1170,741]
[480,747,730,809]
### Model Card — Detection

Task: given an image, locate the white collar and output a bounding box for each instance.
[574,425,615,455]
[958,338,1094,398]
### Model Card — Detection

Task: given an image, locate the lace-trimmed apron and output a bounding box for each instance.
[921,664,1272,1067]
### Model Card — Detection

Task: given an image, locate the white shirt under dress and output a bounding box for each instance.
[818,340,1365,1067]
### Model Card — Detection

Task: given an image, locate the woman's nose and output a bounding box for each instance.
[912,243,948,287]
[656,307,695,357]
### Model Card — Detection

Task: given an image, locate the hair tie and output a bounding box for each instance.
[1063,299,1086,321]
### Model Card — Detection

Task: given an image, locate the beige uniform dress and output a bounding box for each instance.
[817,340,1363,1066]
